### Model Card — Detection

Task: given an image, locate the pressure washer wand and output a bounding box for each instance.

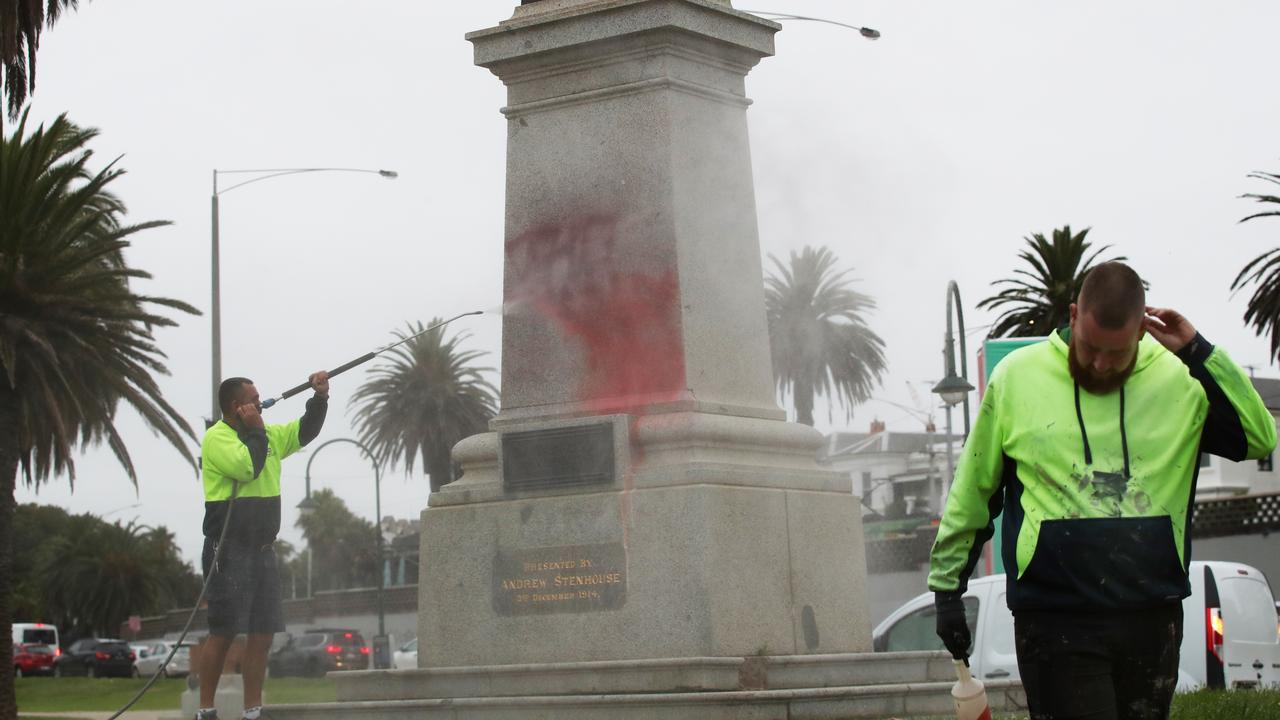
[260,310,484,409]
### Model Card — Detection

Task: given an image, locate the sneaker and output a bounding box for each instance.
[194,710,219,720]
[242,706,263,720]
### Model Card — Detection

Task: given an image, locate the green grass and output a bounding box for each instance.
[15,676,336,712]
[1171,689,1280,719]
[17,680,1279,718]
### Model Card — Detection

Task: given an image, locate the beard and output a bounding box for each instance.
[1068,341,1136,395]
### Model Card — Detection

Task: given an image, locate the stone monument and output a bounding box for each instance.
[424,0,870,666]
[270,2,1025,716]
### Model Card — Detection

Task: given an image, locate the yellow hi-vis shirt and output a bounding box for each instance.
[200,419,302,544]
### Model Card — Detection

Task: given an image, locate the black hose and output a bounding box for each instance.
[106,478,242,719]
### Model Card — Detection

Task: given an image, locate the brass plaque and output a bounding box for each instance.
[501,423,615,492]
[493,543,627,616]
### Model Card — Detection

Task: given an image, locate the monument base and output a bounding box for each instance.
[264,651,1025,719]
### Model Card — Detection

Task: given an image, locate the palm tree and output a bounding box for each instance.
[350,320,497,493]
[294,489,379,592]
[1231,170,1280,362]
[0,113,197,717]
[39,519,175,637]
[764,246,886,427]
[0,0,83,125]
[977,226,1125,338]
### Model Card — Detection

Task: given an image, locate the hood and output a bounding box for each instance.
[1049,326,1164,377]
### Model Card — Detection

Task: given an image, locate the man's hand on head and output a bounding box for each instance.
[1143,306,1197,354]
[236,401,265,431]
[309,370,330,399]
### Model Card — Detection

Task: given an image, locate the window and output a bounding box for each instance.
[20,628,56,645]
[1199,453,1213,468]
[298,633,326,648]
[883,597,979,653]
[1259,454,1274,472]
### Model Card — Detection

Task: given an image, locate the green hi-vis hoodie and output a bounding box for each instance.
[200,396,327,546]
[929,330,1276,611]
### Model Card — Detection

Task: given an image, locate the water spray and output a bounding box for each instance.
[260,310,488,410]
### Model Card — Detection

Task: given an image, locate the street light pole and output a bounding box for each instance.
[210,178,221,425]
[208,167,398,426]
[298,437,388,666]
[933,281,975,505]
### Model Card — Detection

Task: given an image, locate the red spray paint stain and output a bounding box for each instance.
[508,214,687,557]
[507,214,687,411]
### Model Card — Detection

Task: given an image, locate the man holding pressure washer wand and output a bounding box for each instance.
[195,371,330,720]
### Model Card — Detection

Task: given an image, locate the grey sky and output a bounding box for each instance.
[15,1,1280,567]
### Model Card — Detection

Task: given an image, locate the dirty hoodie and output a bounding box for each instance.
[929,329,1276,611]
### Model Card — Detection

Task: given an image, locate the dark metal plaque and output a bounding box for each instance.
[502,423,615,492]
[493,543,627,616]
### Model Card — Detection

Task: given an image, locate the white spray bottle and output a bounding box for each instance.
[951,658,992,720]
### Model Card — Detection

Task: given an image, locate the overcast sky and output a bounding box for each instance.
[15,1,1280,567]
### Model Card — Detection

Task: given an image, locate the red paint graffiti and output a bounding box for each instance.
[507,214,687,414]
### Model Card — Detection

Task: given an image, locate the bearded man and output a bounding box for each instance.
[928,262,1275,720]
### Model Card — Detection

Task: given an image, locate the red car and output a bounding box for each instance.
[13,643,55,678]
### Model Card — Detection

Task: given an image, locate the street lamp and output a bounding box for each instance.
[932,281,974,502]
[298,437,390,668]
[209,167,398,425]
[742,11,881,39]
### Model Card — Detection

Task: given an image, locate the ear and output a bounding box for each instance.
[1069,303,1078,325]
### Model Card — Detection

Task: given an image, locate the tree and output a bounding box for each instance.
[764,246,887,427]
[0,0,83,126]
[0,114,197,718]
[350,320,497,493]
[38,517,196,637]
[294,489,379,593]
[1231,170,1280,362]
[978,226,1125,338]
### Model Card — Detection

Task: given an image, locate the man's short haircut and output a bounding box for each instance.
[1078,262,1145,330]
[218,377,254,416]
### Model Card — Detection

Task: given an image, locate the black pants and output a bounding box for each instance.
[1014,606,1182,720]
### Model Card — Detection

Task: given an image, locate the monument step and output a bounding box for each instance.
[330,652,958,701]
[268,677,1025,720]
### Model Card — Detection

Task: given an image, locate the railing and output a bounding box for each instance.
[1191,492,1280,539]
[862,491,1280,574]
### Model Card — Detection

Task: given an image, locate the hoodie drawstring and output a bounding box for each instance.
[1074,383,1131,478]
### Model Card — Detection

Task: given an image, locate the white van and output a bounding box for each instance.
[873,561,1280,691]
[12,623,60,657]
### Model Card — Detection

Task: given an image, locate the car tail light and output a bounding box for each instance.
[128,651,136,661]
[55,647,61,657]
[95,651,110,661]
[344,633,353,639]
[1207,607,1225,662]
[325,645,342,654]
[360,647,370,655]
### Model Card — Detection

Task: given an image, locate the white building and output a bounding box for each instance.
[821,424,963,520]
[1196,377,1280,497]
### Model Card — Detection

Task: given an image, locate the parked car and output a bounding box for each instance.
[873,560,1280,691]
[392,638,418,670]
[13,643,55,678]
[268,629,370,677]
[53,638,136,678]
[12,623,59,659]
[133,640,193,678]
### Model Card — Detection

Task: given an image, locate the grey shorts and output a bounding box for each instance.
[202,538,284,637]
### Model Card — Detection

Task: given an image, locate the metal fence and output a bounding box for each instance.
[1191,492,1280,539]
[864,492,1280,574]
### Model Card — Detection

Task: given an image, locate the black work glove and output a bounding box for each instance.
[935,591,971,660]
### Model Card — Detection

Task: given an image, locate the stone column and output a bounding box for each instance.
[417,0,871,667]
